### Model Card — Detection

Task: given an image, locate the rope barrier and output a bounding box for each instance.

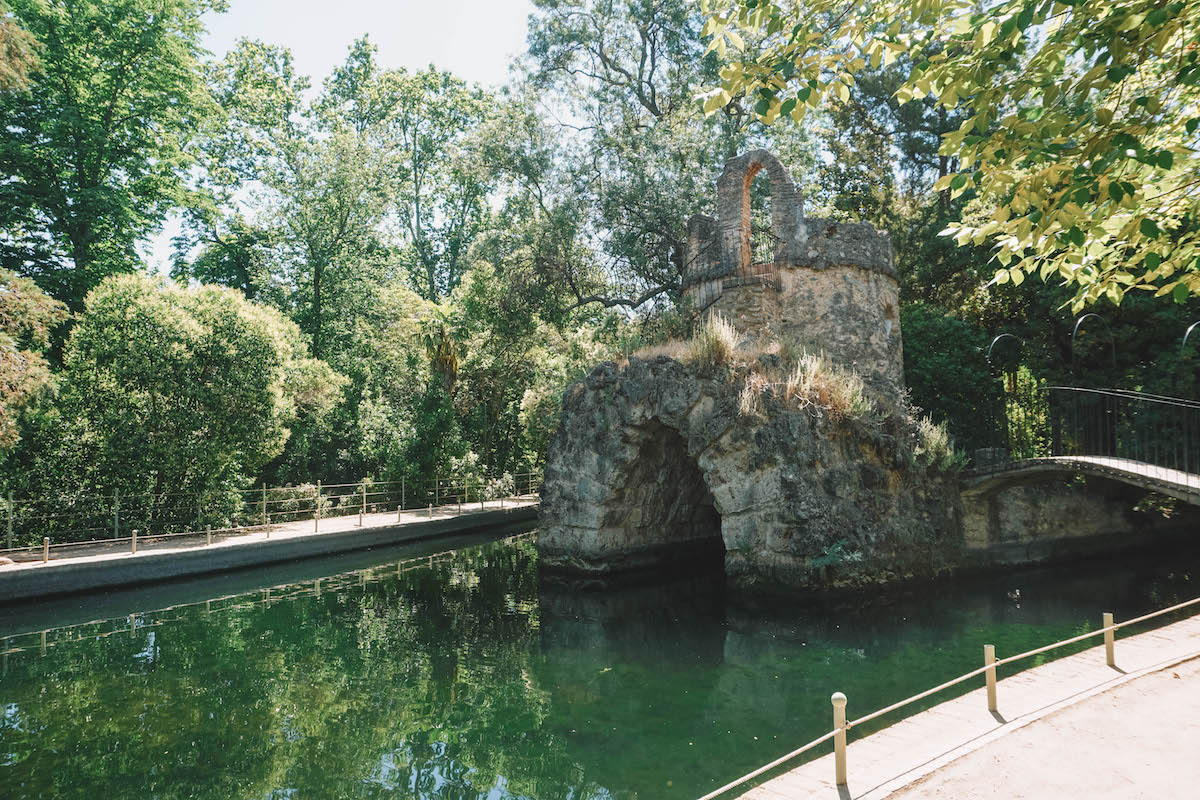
[697,592,1200,800]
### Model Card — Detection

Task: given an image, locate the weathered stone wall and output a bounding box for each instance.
[682,150,903,401]
[961,478,1200,568]
[772,256,903,399]
[538,356,963,593]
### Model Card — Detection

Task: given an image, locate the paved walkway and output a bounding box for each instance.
[0,497,538,568]
[887,655,1200,799]
[740,610,1200,800]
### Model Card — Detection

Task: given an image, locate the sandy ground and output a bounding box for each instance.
[887,656,1200,799]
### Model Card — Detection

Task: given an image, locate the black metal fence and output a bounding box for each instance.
[989,385,1200,475]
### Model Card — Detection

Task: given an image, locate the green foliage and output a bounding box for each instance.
[0,269,66,450]
[0,0,220,311]
[901,304,1000,454]
[0,0,39,90]
[6,274,344,503]
[704,0,1200,311]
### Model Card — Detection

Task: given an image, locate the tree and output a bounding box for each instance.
[42,274,343,502]
[0,0,38,90]
[380,64,494,301]
[0,0,220,311]
[0,269,66,450]
[703,0,1200,311]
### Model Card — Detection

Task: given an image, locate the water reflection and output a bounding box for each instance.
[0,533,1198,799]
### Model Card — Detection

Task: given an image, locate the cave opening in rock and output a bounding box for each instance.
[617,419,724,572]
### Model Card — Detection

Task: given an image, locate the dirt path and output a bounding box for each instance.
[886,656,1200,799]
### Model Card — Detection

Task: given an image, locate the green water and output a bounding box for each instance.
[2,532,1199,800]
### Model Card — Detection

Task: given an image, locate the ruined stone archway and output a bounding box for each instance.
[614,418,724,568]
[539,408,725,576]
[537,359,736,577]
[538,356,963,592]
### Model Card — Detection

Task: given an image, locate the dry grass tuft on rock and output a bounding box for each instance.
[783,353,875,423]
[629,340,691,362]
[738,372,770,418]
[912,415,967,471]
[687,313,740,368]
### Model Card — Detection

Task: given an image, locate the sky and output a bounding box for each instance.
[146,0,537,271]
[203,0,536,89]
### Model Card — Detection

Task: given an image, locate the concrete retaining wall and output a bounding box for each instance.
[0,506,538,603]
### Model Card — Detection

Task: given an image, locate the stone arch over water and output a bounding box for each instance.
[538,356,964,591]
[538,359,745,576]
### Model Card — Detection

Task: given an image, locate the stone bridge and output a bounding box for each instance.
[538,151,1200,594]
[963,456,1200,508]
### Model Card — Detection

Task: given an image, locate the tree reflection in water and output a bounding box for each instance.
[2,533,1199,799]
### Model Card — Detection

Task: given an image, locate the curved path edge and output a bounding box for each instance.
[739,610,1200,799]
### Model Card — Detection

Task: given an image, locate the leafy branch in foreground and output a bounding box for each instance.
[702,0,1200,311]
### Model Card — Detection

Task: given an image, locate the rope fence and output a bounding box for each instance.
[696,594,1200,800]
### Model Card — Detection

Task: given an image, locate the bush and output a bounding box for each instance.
[913,416,968,471]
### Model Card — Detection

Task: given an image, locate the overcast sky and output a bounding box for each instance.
[203,0,536,87]
[146,0,537,271]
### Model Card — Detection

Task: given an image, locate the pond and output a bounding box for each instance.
[2,530,1199,799]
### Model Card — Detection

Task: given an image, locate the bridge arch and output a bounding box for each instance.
[537,360,756,577]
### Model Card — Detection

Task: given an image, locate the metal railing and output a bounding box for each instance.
[696,594,1200,800]
[0,472,542,561]
[985,385,1200,475]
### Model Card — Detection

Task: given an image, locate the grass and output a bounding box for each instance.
[687,313,740,368]
[912,415,968,471]
[782,352,876,423]
[628,317,968,471]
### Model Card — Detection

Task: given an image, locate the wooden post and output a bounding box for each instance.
[435,477,440,508]
[401,476,406,514]
[314,480,321,533]
[832,692,848,786]
[129,614,135,637]
[479,479,485,511]
[206,524,212,547]
[985,644,998,712]
[131,529,137,554]
[1103,612,1116,667]
[263,484,269,537]
[42,536,49,563]
[360,482,366,527]
[40,630,46,657]
[428,503,432,518]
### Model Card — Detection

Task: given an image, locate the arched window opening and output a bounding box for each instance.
[748,165,777,272]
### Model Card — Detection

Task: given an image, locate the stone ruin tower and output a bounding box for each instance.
[683,149,904,399]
